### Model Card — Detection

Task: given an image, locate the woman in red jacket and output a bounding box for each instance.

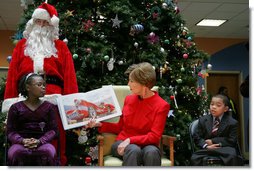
[88,62,170,166]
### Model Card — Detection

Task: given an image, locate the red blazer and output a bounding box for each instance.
[4,38,78,99]
[99,91,170,147]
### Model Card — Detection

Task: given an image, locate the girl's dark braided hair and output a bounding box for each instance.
[18,73,39,98]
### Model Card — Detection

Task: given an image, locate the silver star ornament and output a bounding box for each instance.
[111,14,122,28]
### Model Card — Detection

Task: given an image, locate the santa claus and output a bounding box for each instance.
[4,2,78,166]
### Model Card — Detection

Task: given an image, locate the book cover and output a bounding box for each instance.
[57,85,122,130]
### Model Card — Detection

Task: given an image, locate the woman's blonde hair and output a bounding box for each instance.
[125,62,156,89]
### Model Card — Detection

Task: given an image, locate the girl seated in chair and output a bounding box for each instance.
[7,73,58,166]
[87,62,170,166]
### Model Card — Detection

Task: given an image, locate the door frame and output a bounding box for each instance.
[204,70,248,158]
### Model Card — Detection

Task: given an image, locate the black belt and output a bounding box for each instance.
[39,74,63,88]
[45,75,64,88]
[19,74,64,89]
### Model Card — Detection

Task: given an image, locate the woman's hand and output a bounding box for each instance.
[86,118,101,128]
[117,138,130,156]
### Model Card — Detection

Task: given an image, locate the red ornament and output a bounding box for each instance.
[170,95,175,100]
[152,12,159,19]
[183,53,188,59]
[85,156,92,166]
[83,20,95,32]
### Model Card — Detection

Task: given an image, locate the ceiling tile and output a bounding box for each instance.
[216,3,248,12]
[206,11,239,19]
[182,2,221,12]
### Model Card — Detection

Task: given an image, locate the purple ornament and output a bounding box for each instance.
[147,32,159,44]
[175,6,180,14]
[7,56,12,63]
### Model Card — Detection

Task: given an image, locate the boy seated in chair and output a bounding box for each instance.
[191,94,243,166]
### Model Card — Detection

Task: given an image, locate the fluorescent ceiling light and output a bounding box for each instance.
[196,19,227,27]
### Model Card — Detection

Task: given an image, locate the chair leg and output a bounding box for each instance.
[97,135,104,166]
[169,136,176,166]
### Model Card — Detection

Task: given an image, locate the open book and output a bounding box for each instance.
[57,85,122,130]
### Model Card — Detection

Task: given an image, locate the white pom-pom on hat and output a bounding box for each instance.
[51,15,59,27]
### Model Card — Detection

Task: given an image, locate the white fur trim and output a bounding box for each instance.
[2,94,61,113]
[51,15,59,27]
[33,54,45,74]
[32,8,50,21]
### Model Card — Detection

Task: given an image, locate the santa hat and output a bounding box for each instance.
[32,2,59,27]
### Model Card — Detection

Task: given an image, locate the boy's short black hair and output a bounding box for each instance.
[212,94,230,107]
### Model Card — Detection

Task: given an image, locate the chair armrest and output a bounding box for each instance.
[161,135,176,166]
[97,133,117,166]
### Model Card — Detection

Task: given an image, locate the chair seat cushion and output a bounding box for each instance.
[103,155,171,166]
[161,157,172,166]
[104,155,123,166]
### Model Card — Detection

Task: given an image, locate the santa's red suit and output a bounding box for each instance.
[4,38,78,165]
[4,38,78,98]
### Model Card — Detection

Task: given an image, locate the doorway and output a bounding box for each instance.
[205,71,244,153]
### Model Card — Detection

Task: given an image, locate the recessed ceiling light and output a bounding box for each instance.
[196,19,227,27]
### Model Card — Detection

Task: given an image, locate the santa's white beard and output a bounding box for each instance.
[24,25,58,73]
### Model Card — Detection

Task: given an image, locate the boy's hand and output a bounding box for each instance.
[207,143,220,149]
[205,139,213,145]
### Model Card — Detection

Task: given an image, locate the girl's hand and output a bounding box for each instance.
[23,138,40,148]
[22,138,30,147]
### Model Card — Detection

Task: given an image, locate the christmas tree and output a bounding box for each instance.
[3,0,210,166]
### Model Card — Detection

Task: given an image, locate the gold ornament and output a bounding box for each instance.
[65,10,74,17]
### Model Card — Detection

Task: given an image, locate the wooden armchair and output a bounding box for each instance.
[97,85,176,166]
[97,133,176,166]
